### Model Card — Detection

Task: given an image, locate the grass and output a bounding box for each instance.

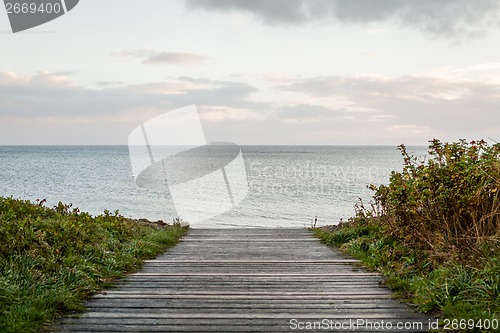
[314,219,499,323]
[0,196,188,333]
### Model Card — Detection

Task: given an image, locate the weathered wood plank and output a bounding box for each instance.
[144,259,360,263]
[66,313,428,321]
[130,272,379,276]
[97,290,392,296]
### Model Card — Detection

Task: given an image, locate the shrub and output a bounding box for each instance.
[371,139,500,262]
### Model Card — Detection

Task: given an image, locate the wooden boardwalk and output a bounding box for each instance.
[51,228,431,332]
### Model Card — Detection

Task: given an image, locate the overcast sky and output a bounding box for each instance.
[1,0,500,145]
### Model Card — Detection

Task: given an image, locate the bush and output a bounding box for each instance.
[372,139,500,263]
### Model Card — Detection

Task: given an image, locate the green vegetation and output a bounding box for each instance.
[315,139,500,323]
[0,197,188,333]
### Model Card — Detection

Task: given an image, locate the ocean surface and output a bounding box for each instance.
[0,146,427,228]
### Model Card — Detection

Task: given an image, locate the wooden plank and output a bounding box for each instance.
[87,300,396,306]
[98,290,389,295]
[182,237,319,240]
[52,323,428,333]
[72,312,428,320]
[144,259,360,263]
[130,272,379,277]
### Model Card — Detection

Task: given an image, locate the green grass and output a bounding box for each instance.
[313,218,500,324]
[0,197,188,333]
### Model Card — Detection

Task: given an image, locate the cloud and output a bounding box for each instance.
[0,70,75,88]
[276,74,500,139]
[0,71,268,144]
[385,124,433,136]
[185,0,500,38]
[0,72,263,119]
[94,81,124,87]
[111,49,207,65]
[186,0,315,25]
[1,70,499,145]
[0,71,158,118]
[275,103,345,121]
[277,74,500,103]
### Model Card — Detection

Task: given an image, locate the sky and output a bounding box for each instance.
[1,0,500,145]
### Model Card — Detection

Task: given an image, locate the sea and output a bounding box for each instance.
[0,146,427,228]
